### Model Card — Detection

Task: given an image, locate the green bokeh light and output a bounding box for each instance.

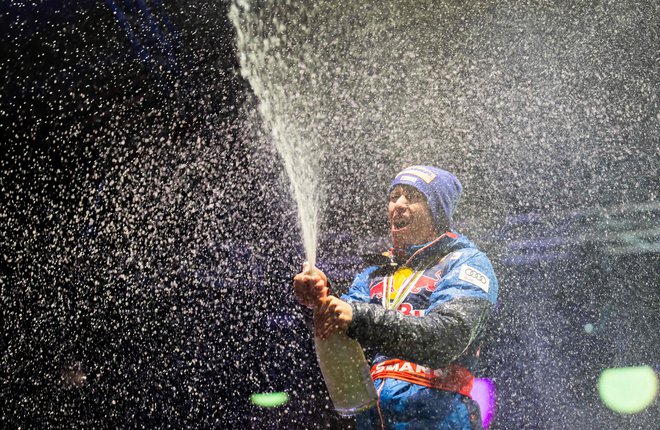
[598,366,658,414]
[250,392,290,408]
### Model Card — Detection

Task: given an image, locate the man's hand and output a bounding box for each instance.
[292,263,329,309]
[314,296,353,339]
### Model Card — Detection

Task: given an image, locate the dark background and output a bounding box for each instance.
[1,1,658,429]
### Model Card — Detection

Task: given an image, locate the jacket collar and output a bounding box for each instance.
[394,231,461,267]
[366,231,465,276]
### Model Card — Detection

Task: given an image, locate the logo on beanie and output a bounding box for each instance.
[397,166,437,184]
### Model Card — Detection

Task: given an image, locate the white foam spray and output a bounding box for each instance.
[230,2,324,267]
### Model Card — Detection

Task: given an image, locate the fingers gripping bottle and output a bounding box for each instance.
[306,264,378,416]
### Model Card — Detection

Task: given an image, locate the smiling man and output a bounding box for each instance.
[293,166,499,430]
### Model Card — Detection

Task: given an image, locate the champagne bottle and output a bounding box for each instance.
[314,331,378,415]
[303,263,377,415]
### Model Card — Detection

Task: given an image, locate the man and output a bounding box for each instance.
[294,166,498,429]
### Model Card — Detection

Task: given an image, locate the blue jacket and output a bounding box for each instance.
[341,231,498,429]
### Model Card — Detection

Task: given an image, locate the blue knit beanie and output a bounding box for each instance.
[389,166,463,231]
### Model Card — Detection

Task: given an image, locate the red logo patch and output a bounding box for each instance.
[370,280,384,299]
[397,303,425,316]
[370,275,436,299]
[409,275,437,294]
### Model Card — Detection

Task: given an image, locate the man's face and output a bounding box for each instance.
[388,185,438,248]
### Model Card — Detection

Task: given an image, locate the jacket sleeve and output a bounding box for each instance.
[347,252,498,368]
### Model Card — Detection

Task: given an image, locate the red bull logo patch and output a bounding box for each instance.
[410,274,437,294]
[397,302,425,316]
[370,280,384,299]
[370,275,436,300]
